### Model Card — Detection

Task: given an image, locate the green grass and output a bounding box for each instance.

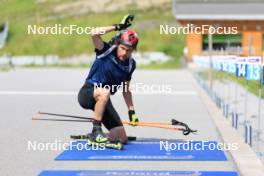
[0,1,185,68]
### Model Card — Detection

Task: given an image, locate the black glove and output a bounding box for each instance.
[128,110,139,126]
[113,14,134,31]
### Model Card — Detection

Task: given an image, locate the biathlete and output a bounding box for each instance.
[78,15,139,145]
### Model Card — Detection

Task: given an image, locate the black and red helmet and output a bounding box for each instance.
[116,29,139,49]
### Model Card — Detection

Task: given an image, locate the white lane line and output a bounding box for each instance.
[0,91,77,95]
[0,91,197,96]
[129,91,198,95]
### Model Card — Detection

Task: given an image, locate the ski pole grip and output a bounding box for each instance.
[171,119,185,126]
[171,119,180,125]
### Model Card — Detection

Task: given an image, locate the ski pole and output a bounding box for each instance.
[34,111,197,135]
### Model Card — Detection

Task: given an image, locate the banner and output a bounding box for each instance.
[193,55,210,68]
[246,57,261,81]
[236,57,247,78]
[227,56,237,74]
[192,55,262,80]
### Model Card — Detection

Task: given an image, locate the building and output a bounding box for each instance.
[172,0,264,61]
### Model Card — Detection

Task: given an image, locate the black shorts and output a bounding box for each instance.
[78,84,123,130]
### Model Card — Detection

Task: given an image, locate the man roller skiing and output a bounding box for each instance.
[78,15,139,145]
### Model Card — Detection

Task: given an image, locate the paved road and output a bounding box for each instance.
[0,68,238,175]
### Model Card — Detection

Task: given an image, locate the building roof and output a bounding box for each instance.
[173,0,264,20]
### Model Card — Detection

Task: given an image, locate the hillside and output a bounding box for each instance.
[0,0,185,67]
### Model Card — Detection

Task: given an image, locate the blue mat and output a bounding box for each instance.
[55,140,227,161]
[39,170,239,176]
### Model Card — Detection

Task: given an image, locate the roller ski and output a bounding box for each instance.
[87,134,123,150]
[72,134,123,150]
[71,135,137,141]
[70,133,124,150]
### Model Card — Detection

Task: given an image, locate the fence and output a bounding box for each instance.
[0,52,171,68]
[192,55,264,161]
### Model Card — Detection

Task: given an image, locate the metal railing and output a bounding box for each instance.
[191,55,264,162]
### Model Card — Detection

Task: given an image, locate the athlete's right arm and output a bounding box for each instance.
[90,26,116,50]
[91,14,134,50]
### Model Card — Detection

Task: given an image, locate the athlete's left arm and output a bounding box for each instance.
[122,81,134,111]
[123,81,139,125]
